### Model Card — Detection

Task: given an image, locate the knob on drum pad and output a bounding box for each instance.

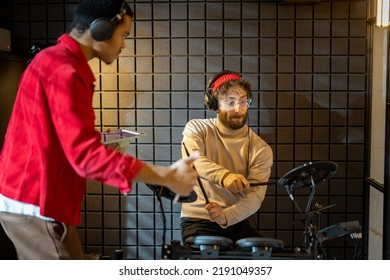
[277,161,338,192]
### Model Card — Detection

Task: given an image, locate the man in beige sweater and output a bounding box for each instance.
[180,70,273,244]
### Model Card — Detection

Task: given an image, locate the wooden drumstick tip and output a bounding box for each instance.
[173,193,180,204]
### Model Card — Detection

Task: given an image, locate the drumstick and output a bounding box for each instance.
[182,142,210,204]
[173,193,180,204]
[250,180,278,187]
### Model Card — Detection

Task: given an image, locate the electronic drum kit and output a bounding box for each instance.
[147,161,362,260]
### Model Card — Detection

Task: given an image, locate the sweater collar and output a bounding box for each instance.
[215,117,248,137]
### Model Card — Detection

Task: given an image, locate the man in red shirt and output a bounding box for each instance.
[0,0,197,259]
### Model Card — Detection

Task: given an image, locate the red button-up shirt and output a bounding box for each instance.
[0,34,143,225]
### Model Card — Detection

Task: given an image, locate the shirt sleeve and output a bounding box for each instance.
[45,65,143,194]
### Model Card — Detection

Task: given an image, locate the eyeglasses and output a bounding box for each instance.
[219,98,252,109]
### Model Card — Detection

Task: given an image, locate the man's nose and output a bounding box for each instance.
[233,104,245,112]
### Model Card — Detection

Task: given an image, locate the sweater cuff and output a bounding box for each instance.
[220,171,231,187]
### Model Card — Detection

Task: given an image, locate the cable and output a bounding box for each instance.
[155,193,166,245]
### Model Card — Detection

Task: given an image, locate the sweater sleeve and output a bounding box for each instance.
[222,141,273,227]
[182,120,230,186]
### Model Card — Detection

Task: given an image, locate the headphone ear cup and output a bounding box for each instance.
[204,89,218,111]
[248,90,253,100]
[90,18,115,41]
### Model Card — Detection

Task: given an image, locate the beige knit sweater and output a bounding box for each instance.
[181,118,273,228]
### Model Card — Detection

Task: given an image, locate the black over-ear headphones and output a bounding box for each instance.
[204,70,244,111]
[90,1,128,41]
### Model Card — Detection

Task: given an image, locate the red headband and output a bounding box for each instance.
[211,73,241,93]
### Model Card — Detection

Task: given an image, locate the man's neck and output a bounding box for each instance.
[68,29,94,61]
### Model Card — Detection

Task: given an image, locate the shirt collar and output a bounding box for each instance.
[57,34,95,85]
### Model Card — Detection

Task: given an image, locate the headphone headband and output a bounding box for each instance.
[111,1,127,25]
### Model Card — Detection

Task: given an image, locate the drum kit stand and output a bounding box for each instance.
[147,161,362,260]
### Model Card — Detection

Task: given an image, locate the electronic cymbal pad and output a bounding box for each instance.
[307,203,336,217]
[294,204,337,224]
[146,184,197,203]
[277,161,338,192]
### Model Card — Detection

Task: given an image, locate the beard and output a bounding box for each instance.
[218,110,248,130]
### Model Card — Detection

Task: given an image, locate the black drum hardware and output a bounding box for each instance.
[163,236,286,260]
[277,161,361,259]
[147,161,361,260]
[146,184,197,204]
